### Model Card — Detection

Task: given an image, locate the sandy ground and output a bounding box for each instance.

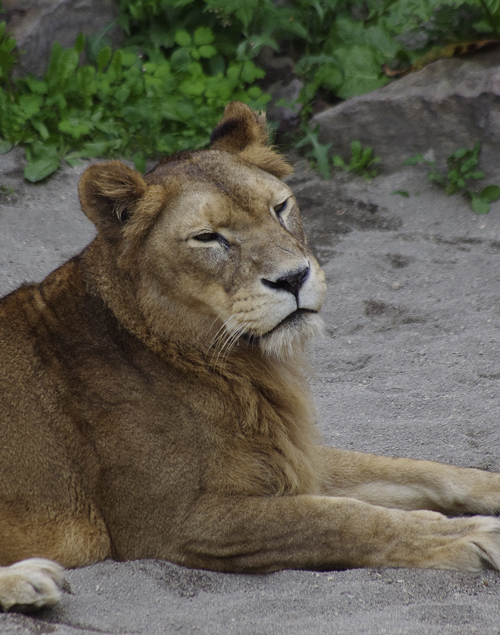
[1,147,500,634]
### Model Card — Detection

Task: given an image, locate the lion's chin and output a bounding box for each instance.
[256,311,325,360]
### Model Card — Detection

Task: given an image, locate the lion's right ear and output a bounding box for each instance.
[78,161,147,235]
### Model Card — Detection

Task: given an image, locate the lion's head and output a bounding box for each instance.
[78,102,326,360]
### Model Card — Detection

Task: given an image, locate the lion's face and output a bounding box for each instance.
[141,153,325,357]
[79,103,326,359]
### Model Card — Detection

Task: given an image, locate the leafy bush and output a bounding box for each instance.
[116,0,500,115]
[0,22,269,180]
[2,0,500,180]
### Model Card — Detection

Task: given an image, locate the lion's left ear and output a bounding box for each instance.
[210,102,293,179]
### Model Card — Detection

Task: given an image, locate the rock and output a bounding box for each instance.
[312,48,500,173]
[265,78,303,126]
[257,45,295,84]
[2,0,123,78]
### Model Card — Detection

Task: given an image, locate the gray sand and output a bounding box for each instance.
[1,148,500,634]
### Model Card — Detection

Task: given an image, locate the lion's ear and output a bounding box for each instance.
[78,161,147,235]
[210,102,293,179]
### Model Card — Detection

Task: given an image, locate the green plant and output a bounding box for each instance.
[404,143,500,214]
[391,190,410,197]
[0,20,16,83]
[294,130,380,181]
[118,0,306,64]
[0,27,269,181]
[3,1,500,182]
[332,140,380,180]
[294,122,332,179]
[121,1,500,112]
[0,183,14,195]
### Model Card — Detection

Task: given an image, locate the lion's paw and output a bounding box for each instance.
[440,516,500,572]
[0,558,66,612]
[466,517,500,571]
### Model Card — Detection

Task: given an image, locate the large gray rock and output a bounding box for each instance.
[312,49,500,173]
[2,0,123,77]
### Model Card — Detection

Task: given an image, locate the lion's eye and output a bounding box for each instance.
[192,232,230,250]
[274,200,288,215]
[193,233,219,242]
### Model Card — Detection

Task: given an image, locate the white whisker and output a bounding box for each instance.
[209,314,251,368]
[210,315,239,367]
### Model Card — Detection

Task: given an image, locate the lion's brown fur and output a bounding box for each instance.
[3,103,500,611]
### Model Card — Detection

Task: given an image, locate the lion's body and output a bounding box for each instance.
[0,253,320,566]
[2,103,500,611]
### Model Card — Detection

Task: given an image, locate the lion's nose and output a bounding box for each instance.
[262,265,310,299]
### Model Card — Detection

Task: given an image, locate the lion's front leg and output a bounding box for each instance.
[0,559,66,612]
[316,446,500,516]
[176,494,500,573]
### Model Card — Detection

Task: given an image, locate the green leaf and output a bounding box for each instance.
[74,32,85,55]
[97,47,112,73]
[24,77,48,95]
[235,0,260,31]
[78,141,111,158]
[0,140,13,154]
[198,45,217,59]
[428,170,445,185]
[58,119,92,139]
[19,94,42,118]
[121,52,137,68]
[247,34,279,56]
[47,47,79,89]
[175,30,192,47]
[470,192,490,215]
[0,47,15,79]
[310,140,331,179]
[32,121,50,141]
[45,42,63,85]
[171,47,191,71]
[111,50,123,79]
[331,45,390,99]
[77,65,96,104]
[391,190,410,198]
[451,148,467,159]
[404,155,424,166]
[114,85,131,102]
[193,27,214,46]
[350,141,361,160]
[240,60,265,84]
[24,156,61,182]
[332,155,346,168]
[247,85,263,99]
[63,150,83,167]
[484,0,500,14]
[296,125,331,178]
[208,54,226,76]
[133,152,146,173]
[480,185,500,204]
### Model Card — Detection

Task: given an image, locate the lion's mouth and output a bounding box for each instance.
[242,308,317,343]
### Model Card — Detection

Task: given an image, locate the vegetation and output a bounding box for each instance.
[0,21,268,180]
[332,140,380,180]
[2,1,500,180]
[405,143,500,214]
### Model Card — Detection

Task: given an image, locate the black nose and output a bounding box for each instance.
[262,266,310,299]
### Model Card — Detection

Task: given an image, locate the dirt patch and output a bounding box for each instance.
[292,179,402,264]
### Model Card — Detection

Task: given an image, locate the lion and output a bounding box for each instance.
[1,102,500,612]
